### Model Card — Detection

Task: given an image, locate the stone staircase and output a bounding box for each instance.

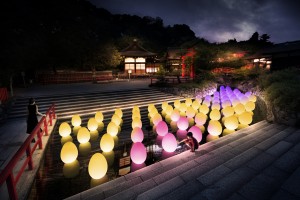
[67,120,300,200]
[8,88,182,120]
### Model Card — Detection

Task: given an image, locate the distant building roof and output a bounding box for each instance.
[120,39,156,57]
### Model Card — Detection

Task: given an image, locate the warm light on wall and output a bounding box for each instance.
[60,142,78,164]
[88,153,108,179]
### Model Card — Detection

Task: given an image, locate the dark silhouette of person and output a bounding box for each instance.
[26,98,45,142]
[178,132,199,152]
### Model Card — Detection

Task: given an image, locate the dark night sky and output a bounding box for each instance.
[89,0,300,44]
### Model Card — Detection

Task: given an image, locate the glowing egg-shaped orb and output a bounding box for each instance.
[234,103,246,115]
[148,104,155,112]
[222,128,235,136]
[174,100,181,108]
[111,114,121,126]
[192,100,200,110]
[188,126,202,143]
[165,105,173,116]
[161,110,167,117]
[170,121,178,132]
[245,101,255,111]
[222,106,235,117]
[211,103,220,110]
[59,122,71,137]
[73,126,81,135]
[180,111,186,117]
[195,112,207,125]
[206,134,219,142]
[77,127,90,144]
[162,133,177,152]
[156,121,168,136]
[237,124,249,130]
[132,112,141,120]
[161,102,168,110]
[130,142,147,164]
[224,115,239,130]
[88,153,108,179]
[60,142,78,164]
[199,104,209,115]
[186,106,196,118]
[203,99,211,107]
[107,122,118,136]
[196,124,206,133]
[95,112,104,123]
[131,127,144,143]
[240,96,249,105]
[87,118,98,132]
[209,109,221,120]
[149,108,158,118]
[71,115,81,127]
[97,122,104,132]
[188,117,195,127]
[115,108,123,118]
[176,129,188,141]
[222,100,231,108]
[185,98,192,106]
[207,120,222,136]
[177,117,189,130]
[249,95,257,102]
[100,133,114,152]
[152,113,163,125]
[238,111,253,125]
[170,110,180,122]
[132,118,142,129]
[179,103,187,113]
[132,106,140,113]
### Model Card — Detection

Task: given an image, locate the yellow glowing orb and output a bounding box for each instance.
[224,115,239,130]
[234,103,245,115]
[87,118,98,132]
[199,104,209,115]
[77,127,90,144]
[222,106,235,117]
[60,142,78,164]
[238,111,253,125]
[88,153,108,179]
[185,98,192,106]
[95,112,104,123]
[107,122,118,136]
[209,109,221,120]
[100,133,114,152]
[71,115,81,127]
[207,120,222,136]
[59,122,71,137]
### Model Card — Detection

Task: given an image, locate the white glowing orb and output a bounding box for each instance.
[130,142,147,164]
[71,115,81,127]
[87,118,98,132]
[195,112,207,125]
[95,112,104,123]
[177,117,189,130]
[77,127,90,144]
[88,153,108,179]
[131,127,144,143]
[60,142,78,164]
[207,120,222,136]
[59,122,71,137]
[100,133,114,152]
[156,121,168,136]
[162,133,177,152]
[188,126,202,143]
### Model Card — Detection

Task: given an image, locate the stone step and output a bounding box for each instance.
[67,121,295,200]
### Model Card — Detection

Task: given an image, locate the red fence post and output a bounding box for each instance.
[44,117,48,136]
[37,127,43,149]
[26,145,33,170]
[6,174,17,200]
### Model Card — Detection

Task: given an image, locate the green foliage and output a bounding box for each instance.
[258,68,300,113]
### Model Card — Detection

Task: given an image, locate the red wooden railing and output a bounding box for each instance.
[0,103,56,200]
[0,88,8,103]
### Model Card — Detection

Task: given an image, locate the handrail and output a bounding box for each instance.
[0,103,56,200]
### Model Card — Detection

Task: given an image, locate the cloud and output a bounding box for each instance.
[89,0,300,43]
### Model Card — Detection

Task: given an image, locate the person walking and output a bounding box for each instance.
[26,98,45,142]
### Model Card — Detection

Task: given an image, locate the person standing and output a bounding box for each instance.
[26,98,45,141]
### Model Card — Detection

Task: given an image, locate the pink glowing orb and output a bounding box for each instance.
[170,110,180,122]
[176,129,187,141]
[188,126,202,143]
[177,116,189,130]
[131,127,144,143]
[162,133,177,152]
[156,121,168,136]
[130,142,147,164]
